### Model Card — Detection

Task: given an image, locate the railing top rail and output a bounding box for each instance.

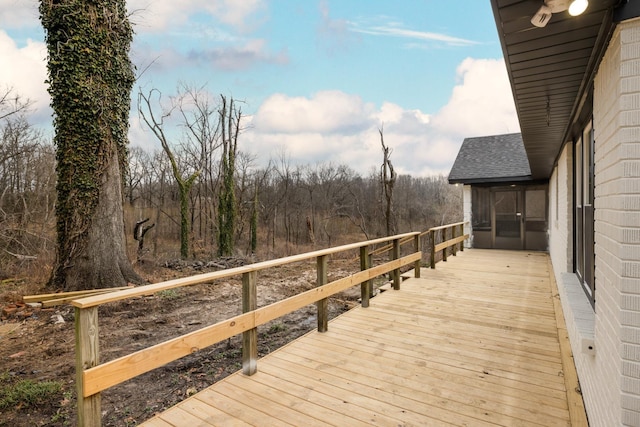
[72,231,419,309]
[428,221,467,232]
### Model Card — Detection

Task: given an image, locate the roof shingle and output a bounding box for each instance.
[448,133,531,184]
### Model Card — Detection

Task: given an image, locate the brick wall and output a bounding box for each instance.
[596,19,640,426]
[549,18,640,427]
[549,144,572,274]
[553,18,640,427]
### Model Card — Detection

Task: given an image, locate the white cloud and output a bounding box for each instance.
[0,0,266,34]
[186,39,289,71]
[0,30,49,120]
[0,0,39,28]
[399,58,519,175]
[129,0,265,33]
[347,16,478,48]
[243,58,517,177]
[350,25,479,47]
[252,91,376,135]
[244,91,431,175]
[431,57,519,137]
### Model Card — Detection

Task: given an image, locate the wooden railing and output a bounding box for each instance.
[429,221,469,268]
[72,232,421,426]
[365,221,469,269]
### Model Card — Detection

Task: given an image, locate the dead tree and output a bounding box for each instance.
[380,126,397,236]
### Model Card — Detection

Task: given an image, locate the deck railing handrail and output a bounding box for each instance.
[73,232,417,309]
[73,231,422,426]
[365,221,469,268]
[429,221,469,268]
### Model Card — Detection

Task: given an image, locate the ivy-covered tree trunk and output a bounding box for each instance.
[40,0,141,290]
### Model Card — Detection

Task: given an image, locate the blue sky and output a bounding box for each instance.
[0,0,519,176]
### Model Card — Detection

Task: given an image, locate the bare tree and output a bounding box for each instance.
[138,88,201,259]
[178,84,222,249]
[380,126,397,236]
[125,146,147,205]
[0,86,31,121]
[0,116,55,263]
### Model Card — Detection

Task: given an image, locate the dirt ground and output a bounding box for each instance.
[0,258,366,426]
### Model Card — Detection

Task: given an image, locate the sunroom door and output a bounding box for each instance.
[493,189,523,250]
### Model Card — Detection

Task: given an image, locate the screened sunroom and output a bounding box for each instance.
[449,133,548,251]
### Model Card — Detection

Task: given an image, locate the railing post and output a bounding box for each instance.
[452,225,458,257]
[459,223,465,252]
[360,246,371,307]
[316,255,328,332]
[242,271,258,375]
[76,306,101,427]
[414,234,421,278]
[442,228,448,263]
[392,238,400,290]
[430,229,436,269]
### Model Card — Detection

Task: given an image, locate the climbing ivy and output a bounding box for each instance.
[40,0,135,286]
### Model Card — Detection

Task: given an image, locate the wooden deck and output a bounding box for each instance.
[140,249,585,427]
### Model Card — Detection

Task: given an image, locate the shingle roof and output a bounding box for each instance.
[448,133,531,184]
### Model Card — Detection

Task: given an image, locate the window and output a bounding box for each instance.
[575,119,595,307]
[471,187,491,230]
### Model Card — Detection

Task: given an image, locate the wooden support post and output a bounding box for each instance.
[75,306,101,427]
[316,255,328,332]
[414,234,421,278]
[242,271,257,375]
[442,228,448,263]
[452,225,458,257]
[459,223,465,252]
[430,229,436,269]
[392,238,400,290]
[360,246,371,307]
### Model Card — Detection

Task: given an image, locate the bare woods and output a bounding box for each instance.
[0,86,461,280]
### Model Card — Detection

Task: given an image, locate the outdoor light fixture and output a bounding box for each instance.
[569,0,588,16]
[531,0,589,27]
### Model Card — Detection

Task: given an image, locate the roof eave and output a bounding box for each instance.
[448,175,533,185]
[490,0,618,180]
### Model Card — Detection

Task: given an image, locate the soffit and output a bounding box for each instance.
[490,0,616,179]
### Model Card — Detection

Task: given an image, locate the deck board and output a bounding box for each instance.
[141,249,584,426]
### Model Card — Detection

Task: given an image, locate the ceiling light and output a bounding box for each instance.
[569,0,588,16]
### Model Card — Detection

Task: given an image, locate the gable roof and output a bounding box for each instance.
[448,133,531,184]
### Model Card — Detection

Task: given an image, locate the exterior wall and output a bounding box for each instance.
[549,143,573,274]
[551,19,640,427]
[462,185,472,248]
[595,19,640,426]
